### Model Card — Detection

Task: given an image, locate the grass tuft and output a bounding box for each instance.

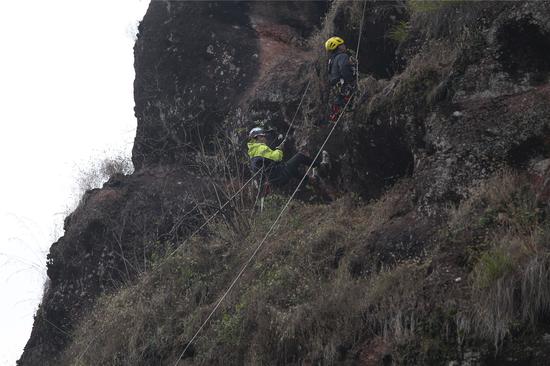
[388,20,411,43]
[472,248,515,290]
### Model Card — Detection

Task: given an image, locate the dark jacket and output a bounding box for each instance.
[328,51,355,86]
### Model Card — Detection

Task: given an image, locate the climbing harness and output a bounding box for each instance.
[327,0,365,124]
[328,80,356,122]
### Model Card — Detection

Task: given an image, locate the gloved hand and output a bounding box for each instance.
[276,138,286,150]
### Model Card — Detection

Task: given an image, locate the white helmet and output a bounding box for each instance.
[249,127,266,139]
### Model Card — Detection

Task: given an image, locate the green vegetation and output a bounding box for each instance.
[216,301,247,346]
[472,248,514,289]
[388,20,411,43]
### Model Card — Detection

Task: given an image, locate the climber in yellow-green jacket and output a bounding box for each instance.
[247,127,313,187]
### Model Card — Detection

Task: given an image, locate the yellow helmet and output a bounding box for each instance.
[325,36,345,51]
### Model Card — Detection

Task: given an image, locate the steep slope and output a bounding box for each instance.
[18,1,329,364]
[20,1,550,365]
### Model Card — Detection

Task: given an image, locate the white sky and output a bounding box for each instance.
[0,1,150,364]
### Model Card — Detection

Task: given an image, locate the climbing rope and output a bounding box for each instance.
[355,0,367,87]
[39,6,368,362]
[164,78,313,259]
[173,94,355,366]
[168,76,314,260]
[253,78,312,212]
[164,170,261,259]
[173,7,368,360]
[38,77,315,365]
[283,79,311,141]
[70,167,261,363]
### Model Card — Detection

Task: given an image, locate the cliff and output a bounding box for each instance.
[19,1,550,365]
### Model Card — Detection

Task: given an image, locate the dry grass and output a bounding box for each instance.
[408,0,503,41]
[75,153,134,194]
[466,250,550,351]
[449,170,527,231]
[61,167,550,364]
[449,170,550,351]
[62,234,233,365]
[363,36,458,119]
[365,261,427,341]
[365,0,511,114]
[365,179,414,230]
[60,179,424,365]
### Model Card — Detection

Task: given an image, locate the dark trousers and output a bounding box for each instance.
[268,153,312,186]
[285,153,313,179]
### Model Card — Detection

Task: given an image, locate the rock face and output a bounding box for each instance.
[132,1,258,168]
[19,1,550,365]
[17,167,212,365]
[132,1,328,168]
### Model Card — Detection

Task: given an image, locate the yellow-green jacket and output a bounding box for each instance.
[247,141,283,162]
[248,141,286,183]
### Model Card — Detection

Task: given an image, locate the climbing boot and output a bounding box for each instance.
[309,167,319,184]
[321,150,331,168]
[318,151,331,177]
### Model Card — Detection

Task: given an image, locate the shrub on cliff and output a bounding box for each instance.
[75,153,134,194]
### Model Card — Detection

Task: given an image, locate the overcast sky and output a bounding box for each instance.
[0,1,150,364]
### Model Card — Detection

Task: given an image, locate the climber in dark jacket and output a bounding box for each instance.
[325,36,357,122]
[247,127,313,187]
